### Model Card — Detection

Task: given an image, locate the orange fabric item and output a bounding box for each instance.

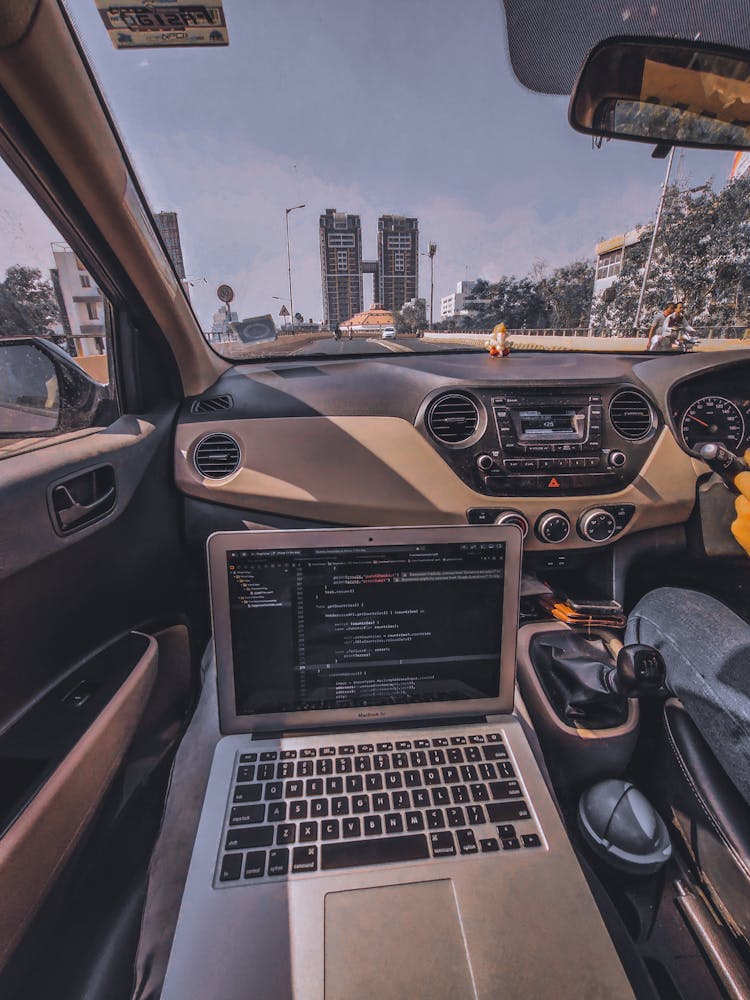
[732,452,750,555]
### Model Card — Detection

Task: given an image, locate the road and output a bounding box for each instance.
[292,336,468,356]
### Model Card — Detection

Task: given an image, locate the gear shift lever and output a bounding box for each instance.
[605,644,666,696]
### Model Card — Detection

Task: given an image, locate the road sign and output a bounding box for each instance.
[95,2,229,49]
[231,315,277,345]
[278,305,290,317]
[217,284,234,303]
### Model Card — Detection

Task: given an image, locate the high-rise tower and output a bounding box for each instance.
[154,211,186,280]
[377,215,418,312]
[319,209,363,328]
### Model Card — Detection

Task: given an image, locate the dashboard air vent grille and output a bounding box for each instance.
[609,390,654,440]
[427,393,480,444]
[194,433,241,478]
[191,394,233,414]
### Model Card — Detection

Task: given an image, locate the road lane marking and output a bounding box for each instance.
[366,338,413,353]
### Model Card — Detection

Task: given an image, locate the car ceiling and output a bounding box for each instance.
[501,0,750,95]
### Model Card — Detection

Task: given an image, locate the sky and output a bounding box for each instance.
[2,0,737,328]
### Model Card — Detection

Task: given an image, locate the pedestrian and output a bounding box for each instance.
[646,302,675,351]
[348,325,352,341]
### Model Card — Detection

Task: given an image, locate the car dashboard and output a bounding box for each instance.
[173,348,750,555]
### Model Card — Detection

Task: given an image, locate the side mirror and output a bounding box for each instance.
[0,338,107,438]
[570,37,750,151]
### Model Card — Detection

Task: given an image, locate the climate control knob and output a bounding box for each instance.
[608,450,626,469]
[494,510,529,538]
[476,454,494,472]
[578,508,617,542]
[535,511,571,544]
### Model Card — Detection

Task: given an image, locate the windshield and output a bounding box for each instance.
[27,2,750,359]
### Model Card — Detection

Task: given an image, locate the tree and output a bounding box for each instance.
[0,265,60,339]
[395,298,426,334]
[471,275,548,330]
[471,278,491,300]
[591,175,750,334]
[537,260,595,329]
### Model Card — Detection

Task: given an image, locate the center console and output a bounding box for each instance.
[488,390,610,491]
[419,383,660,500]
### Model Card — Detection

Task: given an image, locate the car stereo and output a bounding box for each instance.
[477,392,621,496]
[421,384,658,500]
[497,394,600,453]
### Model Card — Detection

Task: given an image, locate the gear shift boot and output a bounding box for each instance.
[530,631,629,729]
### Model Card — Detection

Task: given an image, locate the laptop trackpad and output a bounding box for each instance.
[324,879,474,999]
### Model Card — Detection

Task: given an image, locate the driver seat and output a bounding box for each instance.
[658,698,750,944]
[627,587,750,947]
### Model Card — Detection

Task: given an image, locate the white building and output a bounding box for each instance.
[440,279,490,320]
[209,305,238,341]
[50,244,105,356]
[592,229,644,300]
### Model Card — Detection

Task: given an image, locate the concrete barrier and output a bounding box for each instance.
[423,331,748,353]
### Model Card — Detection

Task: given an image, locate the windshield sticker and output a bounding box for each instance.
[95,2,228,49]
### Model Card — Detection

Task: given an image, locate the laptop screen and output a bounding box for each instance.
[226,540,506,716]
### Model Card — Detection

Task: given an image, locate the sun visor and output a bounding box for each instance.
[501,0,750,95]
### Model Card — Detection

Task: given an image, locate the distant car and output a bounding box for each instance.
[381,327,396,339]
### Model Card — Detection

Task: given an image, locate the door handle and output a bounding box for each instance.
[50,464,117,533]
[54,486,116,529]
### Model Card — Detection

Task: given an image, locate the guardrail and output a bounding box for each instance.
[426,326,750,339]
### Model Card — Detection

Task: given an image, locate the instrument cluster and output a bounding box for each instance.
[670,365,750,458]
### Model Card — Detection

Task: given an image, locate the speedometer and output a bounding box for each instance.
[680,396,745,453]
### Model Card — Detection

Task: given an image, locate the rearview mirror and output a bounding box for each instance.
[570,38,750,151]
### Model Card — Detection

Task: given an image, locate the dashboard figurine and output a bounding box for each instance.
[487,322,510,358]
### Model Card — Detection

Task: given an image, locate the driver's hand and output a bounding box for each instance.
[732,450,750,555]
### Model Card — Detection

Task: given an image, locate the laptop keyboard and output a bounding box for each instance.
[215,729,544,886]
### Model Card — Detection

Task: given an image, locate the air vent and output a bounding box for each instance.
[427,393,480,444]
[194,433,241,478]
[191,394,233,414]
[609,390,655,441]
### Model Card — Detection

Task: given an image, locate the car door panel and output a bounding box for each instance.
[0,632,157,971]
[0,400,206,979]
[3,408,171,581]
[0,404,202,729]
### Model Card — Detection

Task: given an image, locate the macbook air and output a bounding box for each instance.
[161,525,632,999]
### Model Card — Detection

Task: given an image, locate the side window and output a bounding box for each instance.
[1,158,116,454]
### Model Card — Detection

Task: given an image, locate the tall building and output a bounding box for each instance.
[319,209,363,329]
[50,244,105,355]
[154,211,186,280]
[377,215,418,312]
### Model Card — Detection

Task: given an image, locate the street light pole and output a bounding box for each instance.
[634,148,675,331]
[285,204,305,334]
[428,242,437,330]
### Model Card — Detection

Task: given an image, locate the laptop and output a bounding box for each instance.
[162,525,633,999]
